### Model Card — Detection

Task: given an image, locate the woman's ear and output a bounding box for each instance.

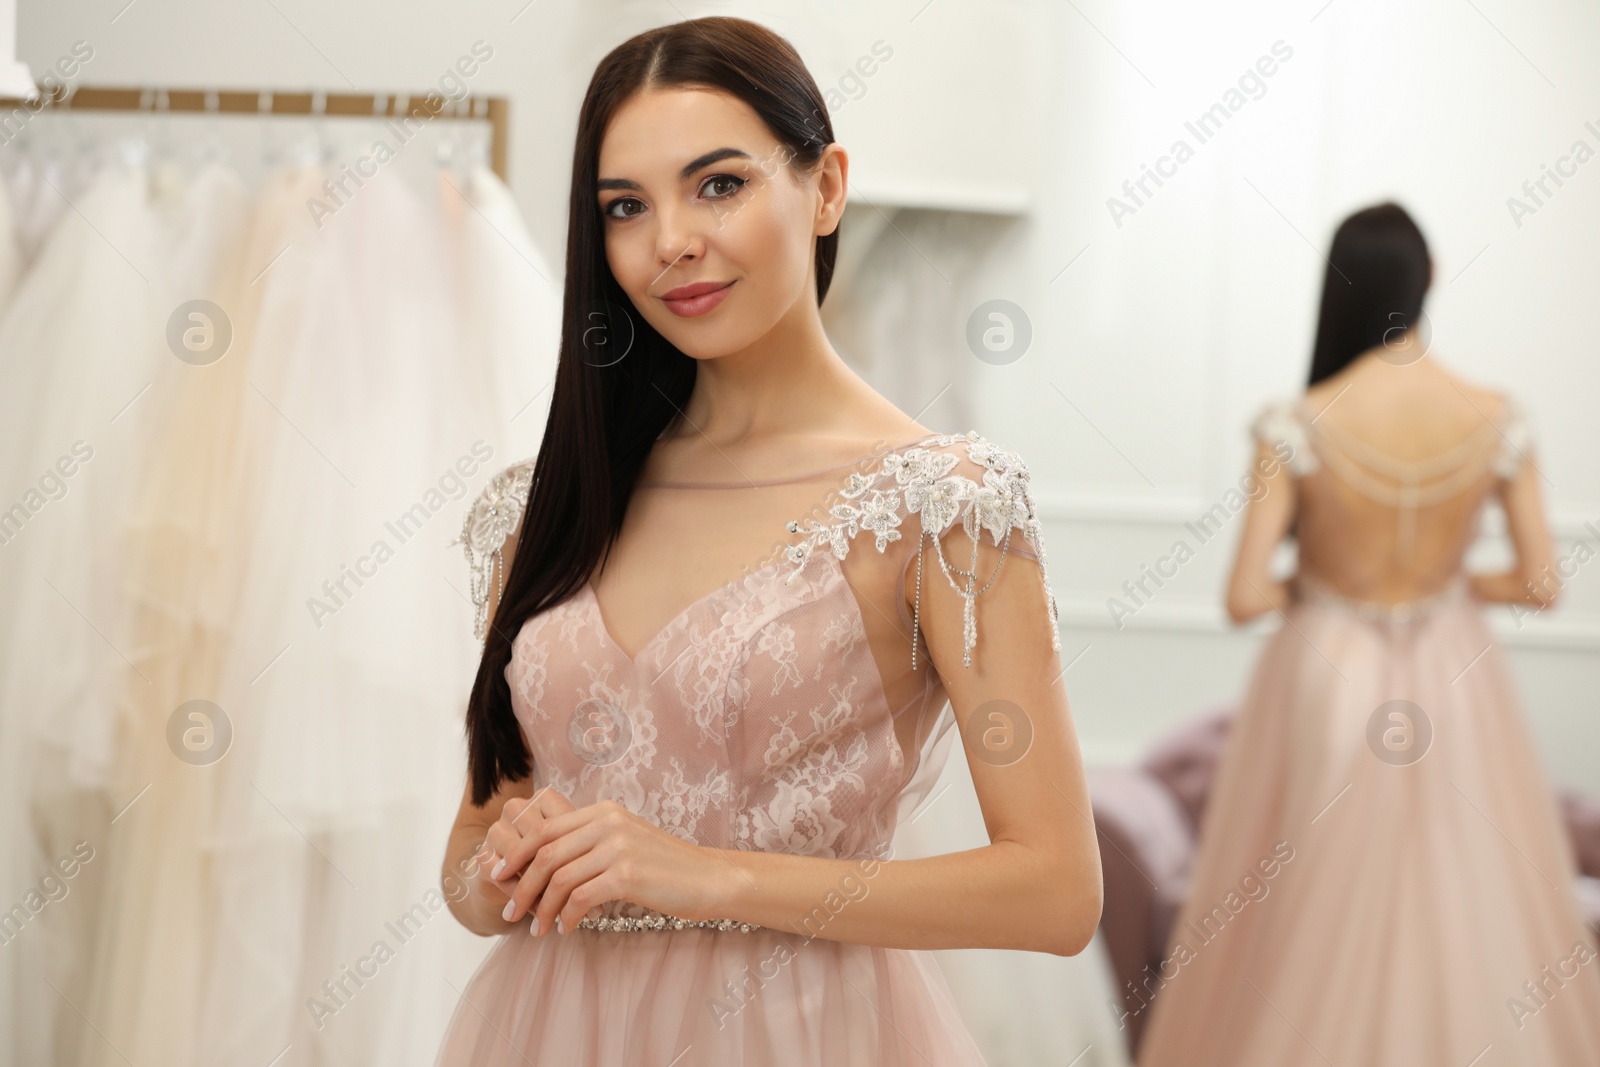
[815,142,848,237]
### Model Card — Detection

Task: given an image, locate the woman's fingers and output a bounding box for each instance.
[501,813,604,922]
[495,802,594,886]
[530,853,621,937]
[483,822,519,863]
[528,786,577,820]
[500,787,577,847]
[485,787,578,884]
[501,796,529,823]
[484,795,533,879]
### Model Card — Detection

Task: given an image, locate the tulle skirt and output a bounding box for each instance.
[1135,577,1600,1066]
[434,924,989,1066]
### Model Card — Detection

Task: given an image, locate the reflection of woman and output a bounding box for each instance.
[431,17,1102,1066]
[1137,202,1600,1065]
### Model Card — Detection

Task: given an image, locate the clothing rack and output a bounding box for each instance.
[0,84,510,180]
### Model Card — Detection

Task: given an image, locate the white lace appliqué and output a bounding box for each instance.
[782,431,1063,669]
[1251,400,1317,477]
[1492,394,1533,480]
[452,457,536,641]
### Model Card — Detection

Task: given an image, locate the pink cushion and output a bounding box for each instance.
[1139,705,1238,836]
[1560,790,1600,880]
[1578,876,1600,934]
[1087,766,1197,1053]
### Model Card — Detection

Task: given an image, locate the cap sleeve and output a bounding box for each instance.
[782,430,1062,670]
[1492,393,1536,480]
[1251,397,1318,476]
[451,457,535,641]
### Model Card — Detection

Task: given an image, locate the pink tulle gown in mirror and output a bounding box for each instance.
[1135,392,1600,1067]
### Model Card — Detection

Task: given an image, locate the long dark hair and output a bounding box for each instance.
[1307,202,1431,385]
[463,17,840,805]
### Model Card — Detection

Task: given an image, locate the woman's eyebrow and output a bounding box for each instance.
[596,147,753,192]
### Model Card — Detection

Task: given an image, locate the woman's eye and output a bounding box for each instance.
[604,197,645,220]
[701,174,746,199]
[602,176,744,219]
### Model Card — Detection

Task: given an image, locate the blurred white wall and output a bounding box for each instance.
[18,0,1599,798]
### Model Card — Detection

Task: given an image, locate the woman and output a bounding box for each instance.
[432,17,1102,1066]
[1135,202,1600,1065]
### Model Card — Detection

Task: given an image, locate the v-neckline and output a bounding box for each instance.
[582,429,945,665]
[584,568,768,666]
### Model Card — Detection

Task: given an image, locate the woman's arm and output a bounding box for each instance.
[1224,440,1298,624]
[702,443,1306,951]
[1469,446,1559,607]
[704,530,1100,956]
[442,515,533,936]
[442,774,534,936]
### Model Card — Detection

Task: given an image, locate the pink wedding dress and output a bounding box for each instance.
[435,430,1065,1066]
[1135,393,1600,1066]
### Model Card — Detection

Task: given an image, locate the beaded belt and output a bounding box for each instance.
[575,912,762,933]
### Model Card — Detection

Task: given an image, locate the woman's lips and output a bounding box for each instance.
[660,280,734,317]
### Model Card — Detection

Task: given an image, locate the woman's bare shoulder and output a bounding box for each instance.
[1437,366,1510,417]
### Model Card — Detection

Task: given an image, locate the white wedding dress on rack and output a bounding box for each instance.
[436,141,560,463]
[0,142,168,1067]
[4,148,74,264]
[0,116,556,1067]
[0,174,24,315]
[79,156,255,1067]
[192,140,512,1067]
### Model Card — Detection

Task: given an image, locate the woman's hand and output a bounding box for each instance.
[479,786,578,910]
[495,798,727,936]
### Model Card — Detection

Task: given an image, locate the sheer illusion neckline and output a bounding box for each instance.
[587,430,943,662]
[635,431,944,489]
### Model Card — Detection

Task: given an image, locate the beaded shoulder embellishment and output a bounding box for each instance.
[783,431,1062,670]
[452,457,536,641]
[1490,393,1533,480]
[1250,399,1318,478]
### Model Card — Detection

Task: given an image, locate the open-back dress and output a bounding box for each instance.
[1135,393,1600,1066]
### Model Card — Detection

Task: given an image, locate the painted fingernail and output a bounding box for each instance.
[491,859,506,880]
[502,899,516,921]
[528,915,540,936]
[555,914,564,934]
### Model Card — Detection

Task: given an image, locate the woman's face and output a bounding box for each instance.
[596,86,842,359]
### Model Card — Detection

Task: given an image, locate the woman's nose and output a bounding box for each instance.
[653,202,705,268]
